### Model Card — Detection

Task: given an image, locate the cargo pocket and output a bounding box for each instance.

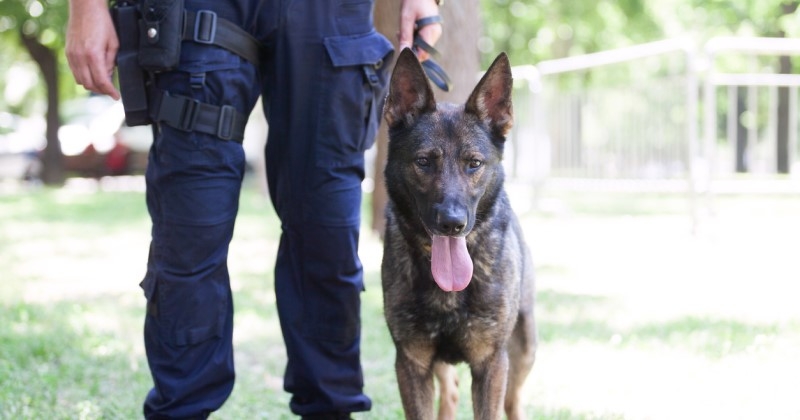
[142,271,228,347]
[317,30,394,168]
[140,225,230,347]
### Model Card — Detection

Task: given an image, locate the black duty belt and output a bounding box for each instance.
[183,10,261,65]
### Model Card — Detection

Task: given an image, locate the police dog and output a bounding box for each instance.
[381,48,537,420]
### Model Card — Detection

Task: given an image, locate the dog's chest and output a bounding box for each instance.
[392,285,514,363]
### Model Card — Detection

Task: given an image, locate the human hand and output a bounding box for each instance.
[66,0,121,100]
[398,0,441,61]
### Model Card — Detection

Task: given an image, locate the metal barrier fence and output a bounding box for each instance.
[704,37,800,179]
[507,37,800,197]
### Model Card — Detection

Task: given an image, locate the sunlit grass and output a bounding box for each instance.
[2,180,800,419]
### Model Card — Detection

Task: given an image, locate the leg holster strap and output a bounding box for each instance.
[151,90,247,142]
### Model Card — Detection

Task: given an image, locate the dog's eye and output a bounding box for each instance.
[469,159,483,169]
[415,157,430,167]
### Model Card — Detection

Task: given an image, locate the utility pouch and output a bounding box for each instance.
[138,0,184,71]
[111,0,152,126]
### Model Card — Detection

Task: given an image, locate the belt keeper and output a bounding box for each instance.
[362,64,380,88]
[217,105,236,140]
[180,98,200,132]
[194,10,218,44]
[190,72,206,89]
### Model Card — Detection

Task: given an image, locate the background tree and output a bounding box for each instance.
[479,0,662,66]
[0,0,73,185]
[480,0,800,174]
[2,0,800,189]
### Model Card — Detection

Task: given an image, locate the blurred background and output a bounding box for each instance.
[3,0,800,192]
[2,0,800,419]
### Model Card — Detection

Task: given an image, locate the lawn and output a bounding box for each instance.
[2,177,799,419]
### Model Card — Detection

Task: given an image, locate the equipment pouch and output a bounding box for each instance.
[138,0,184,71]
[111,0,152,126]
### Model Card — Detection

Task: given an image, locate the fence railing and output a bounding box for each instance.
[508,36,800,197]
[703,37,800,178]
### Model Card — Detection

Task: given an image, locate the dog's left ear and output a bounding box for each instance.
[384,48,437,128]
[465,52,514,138]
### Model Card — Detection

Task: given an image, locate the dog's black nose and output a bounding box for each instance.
[436,207,468,236]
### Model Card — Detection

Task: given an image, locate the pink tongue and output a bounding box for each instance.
[431,235,473,292]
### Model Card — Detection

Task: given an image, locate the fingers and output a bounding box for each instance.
[90,60,120,101]
[414,23,442,62]
[68,46,120,100]
[397,10,418,52]
[101,43,121,100]
[397,0,441,61]
[67,50,112,98]
[65,49,92,93]
[65,3,121,100]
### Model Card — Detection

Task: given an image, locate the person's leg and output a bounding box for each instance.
[259,0,393,416]
[140,3,262,417]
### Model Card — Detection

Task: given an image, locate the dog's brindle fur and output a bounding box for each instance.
[381,49,537,420]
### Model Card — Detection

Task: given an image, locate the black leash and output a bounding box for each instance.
[413,16,452,92]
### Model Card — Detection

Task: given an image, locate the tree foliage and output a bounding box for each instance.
[478,0,800,68]
[0,0,68,47]
[0,0,73,184]
[479,0,661,67]
[0,0,82,114]
[1,0,798,113]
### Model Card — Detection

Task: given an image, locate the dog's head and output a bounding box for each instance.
[383,48,513,292]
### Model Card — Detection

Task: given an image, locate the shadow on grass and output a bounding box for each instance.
[626,316,789,358]
[537,289,794,359]
[537,290,619,343]
[0,189,149,229]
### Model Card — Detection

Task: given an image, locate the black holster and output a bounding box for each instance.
[111,0,184,126]
[111,1,151,126]
[138,0,184,71]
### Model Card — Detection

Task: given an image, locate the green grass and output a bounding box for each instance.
[3,181,800,419]
[0,302,150,419]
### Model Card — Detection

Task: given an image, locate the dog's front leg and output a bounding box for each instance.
[395,348,436,420]
[470,350,509,420]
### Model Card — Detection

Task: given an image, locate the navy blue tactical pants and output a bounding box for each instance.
[140,0,393,417]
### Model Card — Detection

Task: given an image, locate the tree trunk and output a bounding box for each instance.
[20,31,64,186]
[777,56,791,174]
[776,2,798,174]
[735,87,748,173]
[371,0,483,236]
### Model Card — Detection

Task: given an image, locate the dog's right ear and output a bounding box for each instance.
[384,48,437,128]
